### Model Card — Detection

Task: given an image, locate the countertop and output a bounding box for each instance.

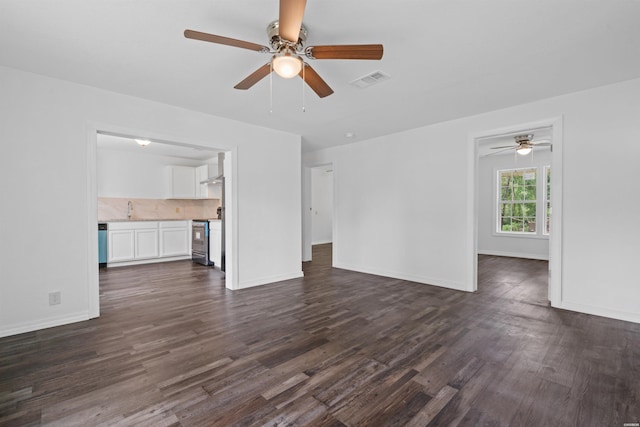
[100,219,200,223]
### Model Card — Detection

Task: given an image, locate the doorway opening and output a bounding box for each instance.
[88,129,235,318]
[470,119,563,307]
[303,163,334,265]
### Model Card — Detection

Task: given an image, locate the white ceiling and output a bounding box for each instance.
[97,133,220,163]
[2,1,639,152]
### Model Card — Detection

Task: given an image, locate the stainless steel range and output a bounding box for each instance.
[196,151,225,272]
[192,220,213,266]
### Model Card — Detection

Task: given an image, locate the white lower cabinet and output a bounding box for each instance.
[107,221,190,265]
[135,228,159,259]
[209,220,222,267]
[159,221,190,257]
[108,229,135,262]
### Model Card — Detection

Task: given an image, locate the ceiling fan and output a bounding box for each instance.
[183,0,383,98]
[488,134,552,156]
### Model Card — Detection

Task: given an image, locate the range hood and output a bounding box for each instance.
[200,152,225,184]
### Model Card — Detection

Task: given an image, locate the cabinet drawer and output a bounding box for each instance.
[159,221,188,228]
[108,221,158,230]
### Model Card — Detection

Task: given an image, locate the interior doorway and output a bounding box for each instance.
[311,166,334,246]
[470,118,563,307]
[88,129,235,318]
[302,163,334,264]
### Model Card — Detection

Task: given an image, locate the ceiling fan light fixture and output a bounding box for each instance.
[135,139,151,147]
[516,146,532,156]
[272,51,302,79]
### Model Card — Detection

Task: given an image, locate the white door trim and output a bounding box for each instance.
[468,117,563,306]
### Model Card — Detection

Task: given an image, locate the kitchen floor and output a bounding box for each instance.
[1,248,638,425]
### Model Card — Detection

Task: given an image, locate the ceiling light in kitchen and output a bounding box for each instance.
[135,139,151,147]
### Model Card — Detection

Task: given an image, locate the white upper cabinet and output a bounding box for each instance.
[195,165,209,199]
[165,166,196,199]
[165,164,220,200]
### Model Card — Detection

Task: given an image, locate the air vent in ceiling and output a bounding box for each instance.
[349,70,390,88]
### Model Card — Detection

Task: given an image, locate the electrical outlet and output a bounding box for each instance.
[49,291,61,305]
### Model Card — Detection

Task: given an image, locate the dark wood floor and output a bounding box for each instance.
[1,245,639,426]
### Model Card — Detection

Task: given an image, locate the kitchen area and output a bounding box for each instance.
[96,133,226,273]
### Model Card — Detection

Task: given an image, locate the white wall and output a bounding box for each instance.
[478,150,550,260]
[0,65,302,337]
[311,167,333,245]
[304,77,640,324]
[97,148,222,199]
[97,149,197,198]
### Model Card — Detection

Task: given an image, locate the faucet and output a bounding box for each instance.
[127,201,133,219]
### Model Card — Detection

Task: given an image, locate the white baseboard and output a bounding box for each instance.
[107,255,191,268]
[334,262,472,292]
[555,300,640,324]
[238,270,304,290]
[0,311,90,338]
[312,239,333,245]
[477,250,549,261]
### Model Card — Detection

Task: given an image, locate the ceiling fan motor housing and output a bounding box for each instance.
[267,20,308,52]
[514,134,533,144]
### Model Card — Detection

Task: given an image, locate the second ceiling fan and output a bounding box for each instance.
[184,0,383,98]
[488,134,552,156]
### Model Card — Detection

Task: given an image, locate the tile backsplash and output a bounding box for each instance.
[98,197,220,221]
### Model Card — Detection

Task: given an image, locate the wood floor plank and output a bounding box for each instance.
[405,384,458,427]
[0,247,639,425]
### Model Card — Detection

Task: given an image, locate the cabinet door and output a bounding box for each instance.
[159,227,189,257]
[209,222,222,266]
[135,228,159,259]
[108,229,135,262]
[169,166,196,199]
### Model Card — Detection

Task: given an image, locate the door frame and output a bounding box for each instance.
[467,117,563,306]
[86,124,238,318]
[302,162,336,264]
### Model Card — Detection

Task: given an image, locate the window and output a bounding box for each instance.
[496,166,551,236]
[497,167,537,233]
[544,165,551,235]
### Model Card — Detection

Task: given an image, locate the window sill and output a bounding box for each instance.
[492,232,549,240]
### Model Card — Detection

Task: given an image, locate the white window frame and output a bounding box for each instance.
[495,165,550,239]
[543,165,551,236]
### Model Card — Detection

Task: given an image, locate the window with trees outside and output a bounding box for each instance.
[497,165,551,236]
[498,168,537,233]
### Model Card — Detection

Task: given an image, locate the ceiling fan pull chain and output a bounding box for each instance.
[269,61,273,114]
[302,63,306,112]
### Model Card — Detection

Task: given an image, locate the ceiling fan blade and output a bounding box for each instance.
[184,29,269,52]
[306,44,384,60]
[483,147,514,157]
[490,145,517,149]
[532,142,552,147]
[234,63,273,90]
[279,0,307,43]
[299,64,334,98]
